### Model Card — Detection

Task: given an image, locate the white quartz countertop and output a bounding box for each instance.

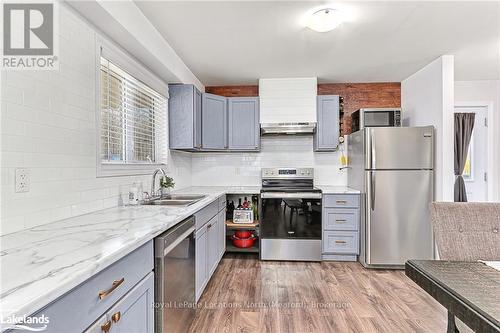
[0,185,352,322]
[315,185,360,194]
[0,186,259,323]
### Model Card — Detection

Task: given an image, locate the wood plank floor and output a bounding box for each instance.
[189,254,447,333]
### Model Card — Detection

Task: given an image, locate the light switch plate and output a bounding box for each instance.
[15,168,30,193]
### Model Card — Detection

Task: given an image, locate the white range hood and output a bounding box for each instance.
[259,78,317,135]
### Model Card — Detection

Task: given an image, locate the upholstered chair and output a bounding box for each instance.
[431,202,500,333]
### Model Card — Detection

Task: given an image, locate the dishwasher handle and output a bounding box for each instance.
[163,226,195,256]
[154,216,195,257]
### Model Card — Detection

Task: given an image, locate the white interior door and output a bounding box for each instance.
[454,106,488,202]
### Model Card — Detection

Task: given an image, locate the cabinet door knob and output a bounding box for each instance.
[112,311,121,323]
[98,278,125,300]
[101,320,112,333]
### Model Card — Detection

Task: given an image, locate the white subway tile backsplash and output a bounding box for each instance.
[1,152,25,168]
[191,136,345,186]
[0,4,192,236]
[0,216,25,235]
[1,84,24,105]
[0,118,26,136]
[2,101,35,123]
[24,209,55,229]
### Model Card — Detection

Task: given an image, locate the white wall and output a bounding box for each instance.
[0,4,192,235]
[68,1,204,91]
[191,136,346,186]
[401,56,455,201]
[455,80,500,200]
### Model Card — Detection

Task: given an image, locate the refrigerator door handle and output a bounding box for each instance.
[370,130,376,168]
[370,171,376,210]
[365,172,372,264]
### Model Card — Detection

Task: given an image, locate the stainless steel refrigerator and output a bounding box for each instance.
[347,126,435,268]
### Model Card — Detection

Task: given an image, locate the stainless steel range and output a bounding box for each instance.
[259,168,322,261]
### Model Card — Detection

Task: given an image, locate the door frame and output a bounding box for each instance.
[454,101,496,201]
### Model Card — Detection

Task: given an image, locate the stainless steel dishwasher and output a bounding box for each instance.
[154,216,195,333]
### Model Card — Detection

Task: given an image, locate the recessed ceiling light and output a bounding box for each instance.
[306,7,342,32]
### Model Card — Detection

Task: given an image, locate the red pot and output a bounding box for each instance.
[234,230,252,238]
[231,234,257,248]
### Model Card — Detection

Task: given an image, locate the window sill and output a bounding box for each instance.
[97,163,167,178]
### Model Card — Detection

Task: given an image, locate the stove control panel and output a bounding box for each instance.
[261,168,314,179]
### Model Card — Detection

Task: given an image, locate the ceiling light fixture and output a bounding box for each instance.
[306,7,342,32]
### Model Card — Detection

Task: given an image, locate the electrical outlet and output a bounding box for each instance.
[15,168,30,193]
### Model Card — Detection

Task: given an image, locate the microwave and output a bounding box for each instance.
[351,108,401,132]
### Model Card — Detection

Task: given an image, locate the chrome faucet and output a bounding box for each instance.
[151,168,167,198]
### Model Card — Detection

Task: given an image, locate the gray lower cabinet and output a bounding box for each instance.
[10,242,154,333]
[218,209,226,258]
[84,313,108,333]
[322,194,360,261]
[207,216,220,276]
[84,273,154,333]
[202,93,227,150]
[314,95,340,151]
[195,196,226,302]
[228,97,260,151]
[195,222,209,301]
[323,231,359,254]
[168,84,202,150]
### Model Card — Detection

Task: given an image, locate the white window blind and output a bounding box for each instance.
[100,56,167,167]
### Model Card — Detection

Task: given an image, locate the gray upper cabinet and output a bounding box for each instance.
[202,93,227,150]
[169,85,260,152]
[228,97,260,151]
[314,95,340,151]
[168,84,202,150]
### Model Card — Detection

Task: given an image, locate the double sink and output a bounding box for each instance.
[141,194,206,207]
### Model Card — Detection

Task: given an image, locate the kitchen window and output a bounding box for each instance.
[97,39,168,177]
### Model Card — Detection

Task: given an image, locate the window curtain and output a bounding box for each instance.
[454,113,475,202]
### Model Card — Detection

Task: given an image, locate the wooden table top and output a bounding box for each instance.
[406,260,500,332]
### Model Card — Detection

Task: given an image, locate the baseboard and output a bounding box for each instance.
[322,254,357,262]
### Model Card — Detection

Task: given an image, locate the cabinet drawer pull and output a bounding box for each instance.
[335,219,347,223]
[335,240,347,244]
[101,320,112,333]
[336,200,348,204]
[98,278,125,300]
[112,311,121,323]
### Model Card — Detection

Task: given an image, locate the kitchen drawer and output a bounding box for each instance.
[21,241,153,333]
[323,231,359,254]
[218,195,226,212]
[323,194,359,208]
[323,208,359,231]
[194,199,219,229]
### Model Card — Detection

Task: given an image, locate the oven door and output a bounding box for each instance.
[260,192,322,240]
